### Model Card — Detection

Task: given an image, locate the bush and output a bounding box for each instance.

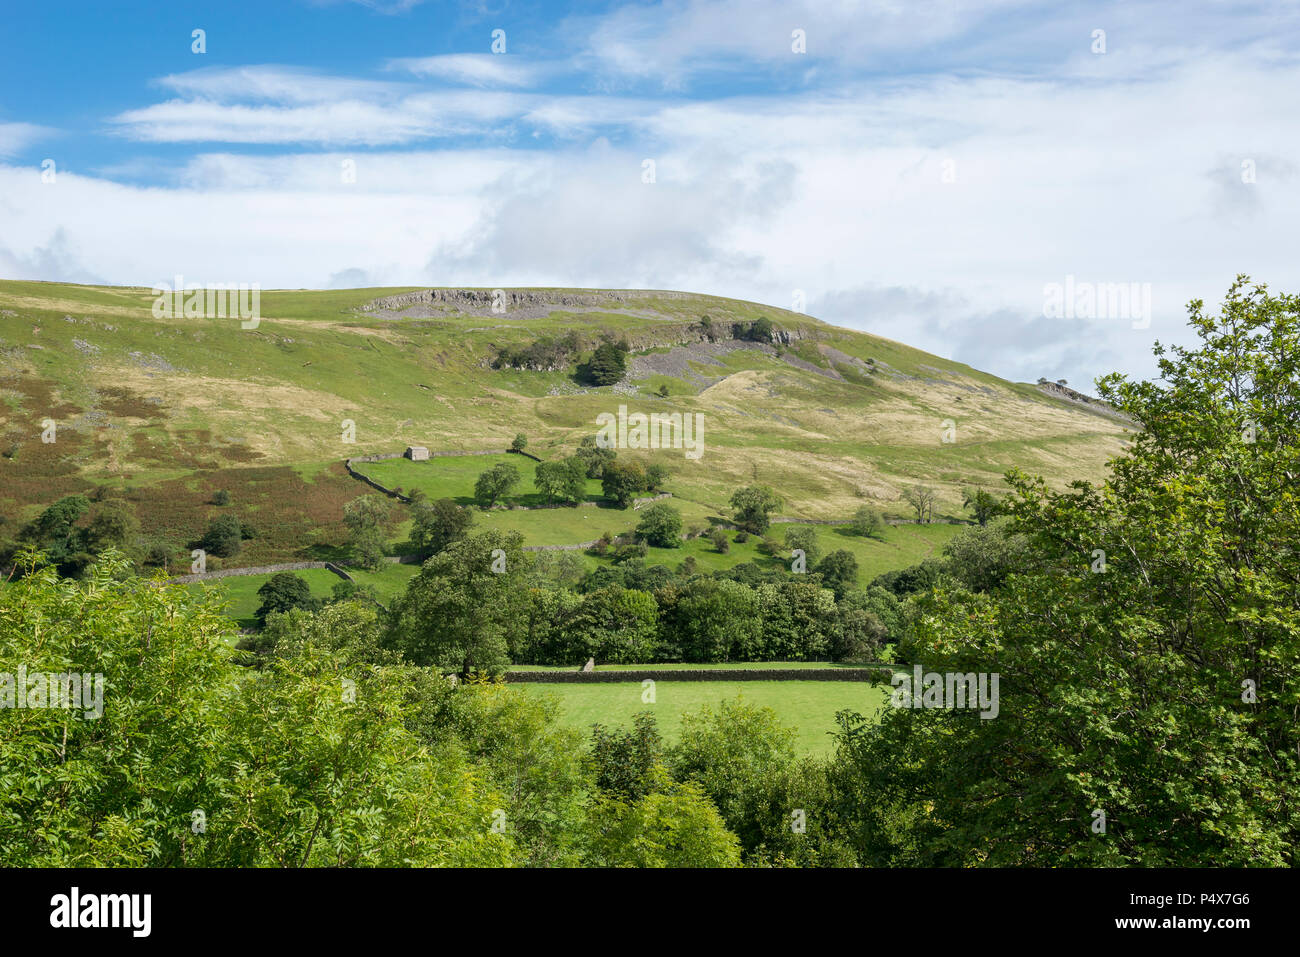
[851,505,882,538]
[211,489,231,506]
[199,514,242,558]
[636,503,682,548]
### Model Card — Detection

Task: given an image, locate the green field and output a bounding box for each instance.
[363,453,607,507]
[516,680,893,756]
[508,660,876,671]
[185,561,419,631]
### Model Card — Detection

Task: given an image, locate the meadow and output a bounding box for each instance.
[516,679,894,757]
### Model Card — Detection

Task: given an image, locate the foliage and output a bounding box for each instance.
[474,462,520,508]
[730,485,782,534]
[635,502,682,548]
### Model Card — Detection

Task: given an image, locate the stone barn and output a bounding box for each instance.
[405,446,429,461]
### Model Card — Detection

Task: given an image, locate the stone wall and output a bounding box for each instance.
[504,666,895,683]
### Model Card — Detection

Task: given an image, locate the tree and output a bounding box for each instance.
[709,527,730,553]
[560,586,659,663]
[661,578,762,662]
[0,555,514,867]
[576,435,617,478]
[474,462,520,508]
[850,505,883,538]
[668,698,797,856]
[20,495,93,574]
[901,484,935,523]
[834,277,1300,866]
[410,497,474,557]
[199,513,242,559]
[588,712,664,802]
[940,517,1027,592]
[511,433,528,452]
[730,485,782,534]
[783,526,822,568]
[600,459,647,508]
[636,502,682,548]
[743,317,774,343]
[343,494,393,570]
[83,500,140,556]
[961,487,1001,526]
[384,530,529,675]
[254,572,321,626]
[815,549,858,599]
[582,784,742,867]
[211,489,231,506]
[535,457,587,506]
[644,463,669,491]
[583,341,628,385]
[829,591,886,661]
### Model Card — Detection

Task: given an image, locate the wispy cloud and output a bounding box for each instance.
[389,54,548,88]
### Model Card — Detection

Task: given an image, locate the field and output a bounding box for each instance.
[186,561,419,631]
[516,679,894,757]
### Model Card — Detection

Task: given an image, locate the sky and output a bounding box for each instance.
[2,0,1299,390]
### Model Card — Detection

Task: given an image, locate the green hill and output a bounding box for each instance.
[0,280,1129,569]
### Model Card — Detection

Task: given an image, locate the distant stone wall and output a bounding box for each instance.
[523,540,601,552]
[504,667,895,683]
[169,561,353,585]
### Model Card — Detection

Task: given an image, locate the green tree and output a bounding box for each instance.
[575,435,617,478]
[343,494,393,570]
[636,502,682,548]
[83,500,140,556]
[474,462,520,508]
[588,712,665,801]
[254,572,322,627]
[511,433,528,452]
[850,505,883,538]
[835,278,1300,866]
[784,526,822,568]
[535,457,588,506]
[582,784,741,868]
[600,458,647,508]
[961,487,1001,526]
[384,530,529,675]
[730,485,782,534]
[199,513,242,559]
[662,578,762,662]
[583,341,628,385]
[815,549,858,599]
[668,698,797,856]
[410,497,474,557]
[0,554,514,867]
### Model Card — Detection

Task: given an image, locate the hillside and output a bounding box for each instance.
[0,280,1129,567]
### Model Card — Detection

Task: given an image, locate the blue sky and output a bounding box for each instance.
[3,0,1299,389]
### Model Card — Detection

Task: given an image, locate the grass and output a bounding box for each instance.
[184,561,418,631]
[516,680,893,757]
[507,660,878,671]
[361,453,606,508]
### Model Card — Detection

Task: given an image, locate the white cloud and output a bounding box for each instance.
[389,54,546,88]
[0,122,51,157]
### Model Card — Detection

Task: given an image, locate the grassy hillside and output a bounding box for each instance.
[0,280,1129,569]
